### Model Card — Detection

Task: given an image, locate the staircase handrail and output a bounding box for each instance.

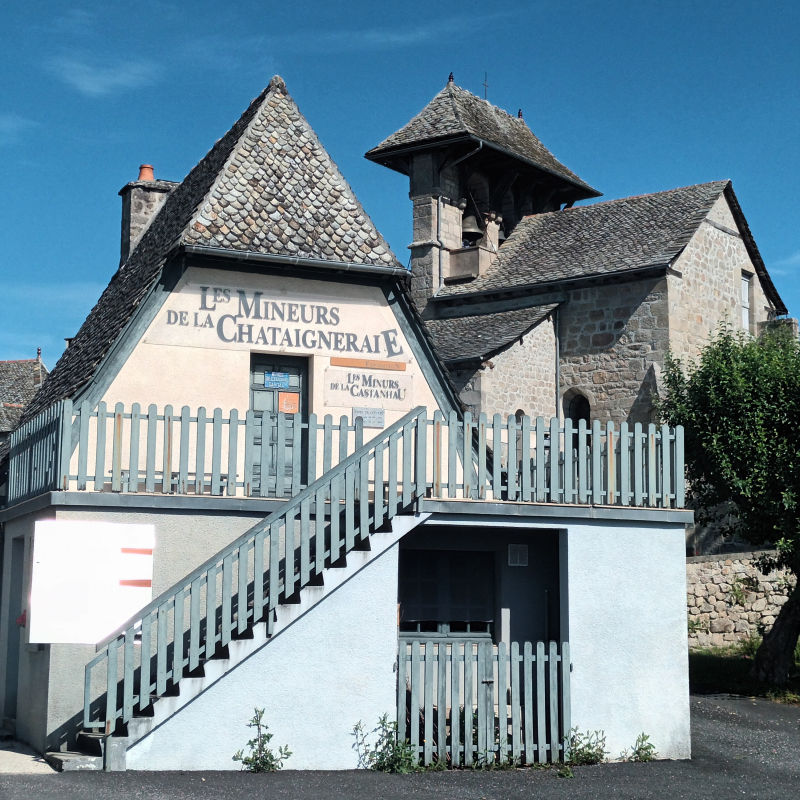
[95,405,427,652]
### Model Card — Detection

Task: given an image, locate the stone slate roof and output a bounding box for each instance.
[440,181,742,297]
[425,304,557,362]
[0,359,48,433]
[0,407,23,437]
[366,81,598,195]
[24,76,400,422]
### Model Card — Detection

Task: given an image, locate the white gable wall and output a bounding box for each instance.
[101,267,440,424]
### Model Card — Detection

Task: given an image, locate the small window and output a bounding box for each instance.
[398,550,494,638]
[508,544,528,567]
[741,274,752,331]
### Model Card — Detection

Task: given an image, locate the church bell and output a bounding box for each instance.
[461,214,483,243]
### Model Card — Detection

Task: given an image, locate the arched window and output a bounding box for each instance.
[567,393,590,425]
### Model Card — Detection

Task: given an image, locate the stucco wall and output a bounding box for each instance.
[0,511,54,753]
[566,520,690,760]
[126,539,399,770]
[558,276,667,424]
[4,505,266,753]
[668,195,774,364]
[102,266,440,430]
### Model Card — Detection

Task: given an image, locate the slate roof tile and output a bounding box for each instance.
[24,76,401,422]
[425,304,558,362]
[0,359,48,432]
[366,82,597,194]
[439,182,731,297]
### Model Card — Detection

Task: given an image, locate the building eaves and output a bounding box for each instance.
[722,184,787,315]
[425,303,558,363]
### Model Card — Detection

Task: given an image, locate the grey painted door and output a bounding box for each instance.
[250,355,308,495]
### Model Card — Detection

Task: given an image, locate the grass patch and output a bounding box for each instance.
[689,637,800,705]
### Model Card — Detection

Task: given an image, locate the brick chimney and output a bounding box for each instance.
[118,165,179,265]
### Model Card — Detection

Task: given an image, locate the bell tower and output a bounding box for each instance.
[366,76,600,311]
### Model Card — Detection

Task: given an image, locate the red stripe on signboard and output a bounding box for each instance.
[120,548,153,555]
[119,579,152,588]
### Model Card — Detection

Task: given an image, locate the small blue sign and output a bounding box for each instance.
[264,372,291,389]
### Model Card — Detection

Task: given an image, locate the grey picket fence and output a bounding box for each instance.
[433,411,684,508]
[6,400,369,503]
[399,639,571,766]
[7,400,685,510]
[83,406,429,733]
[6,400,70,504]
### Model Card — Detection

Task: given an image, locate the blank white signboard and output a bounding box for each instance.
[30,520,155,644]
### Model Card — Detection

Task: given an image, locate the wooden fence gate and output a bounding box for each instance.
[398,640,571,766]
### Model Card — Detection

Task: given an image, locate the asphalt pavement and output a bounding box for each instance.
[2,694,799,800]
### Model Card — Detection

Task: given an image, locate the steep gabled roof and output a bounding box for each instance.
[366,81,598,196]
[0,358,48,409]
[437,181,786,316]
[24,76,401,421]
[425,304,557,363]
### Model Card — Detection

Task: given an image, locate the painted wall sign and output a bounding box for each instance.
[264,371,290,389]
[352,407,385,429]
[162,285,405,359]
[330,357,406,372]
[324,368,412,410]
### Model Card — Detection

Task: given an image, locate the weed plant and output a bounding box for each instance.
[566,728,607,765]
[620,733,657,762]
[353,715,419,773]
[232,708,291,772]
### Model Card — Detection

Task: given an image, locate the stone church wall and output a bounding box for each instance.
[686,551,794,649]
[558,276,668,424]
[668,195,773,366]
[449,316,557,421]
[483,316,557,420]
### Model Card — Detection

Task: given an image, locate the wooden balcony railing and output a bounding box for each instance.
[6,400,685,510]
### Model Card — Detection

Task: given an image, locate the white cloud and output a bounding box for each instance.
[0,113,37,145]
[774,250,800,267]
[770,250,800,276]
[239,14,512,55]
[53,9,96,37]
[46,56,160,96]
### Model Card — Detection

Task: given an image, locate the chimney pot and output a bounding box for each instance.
[138,164,155,181]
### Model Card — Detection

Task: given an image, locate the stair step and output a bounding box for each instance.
[44,751,103,772]
[77,731,106,755]
[0,728,13,741]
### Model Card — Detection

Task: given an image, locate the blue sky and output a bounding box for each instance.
[1,1,799,365]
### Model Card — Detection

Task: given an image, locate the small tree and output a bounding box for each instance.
[659,322,800,685]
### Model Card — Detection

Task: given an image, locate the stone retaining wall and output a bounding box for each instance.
[686,550,795,649]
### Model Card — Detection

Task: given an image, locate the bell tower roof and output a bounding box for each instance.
[365,81,600,201]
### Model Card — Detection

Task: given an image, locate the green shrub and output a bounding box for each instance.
[620,733,657,762]
[566,728,607,765]
[353,714,418,773]
[232,708,291,772]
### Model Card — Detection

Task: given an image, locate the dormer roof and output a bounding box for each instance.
[366,81,599,198]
